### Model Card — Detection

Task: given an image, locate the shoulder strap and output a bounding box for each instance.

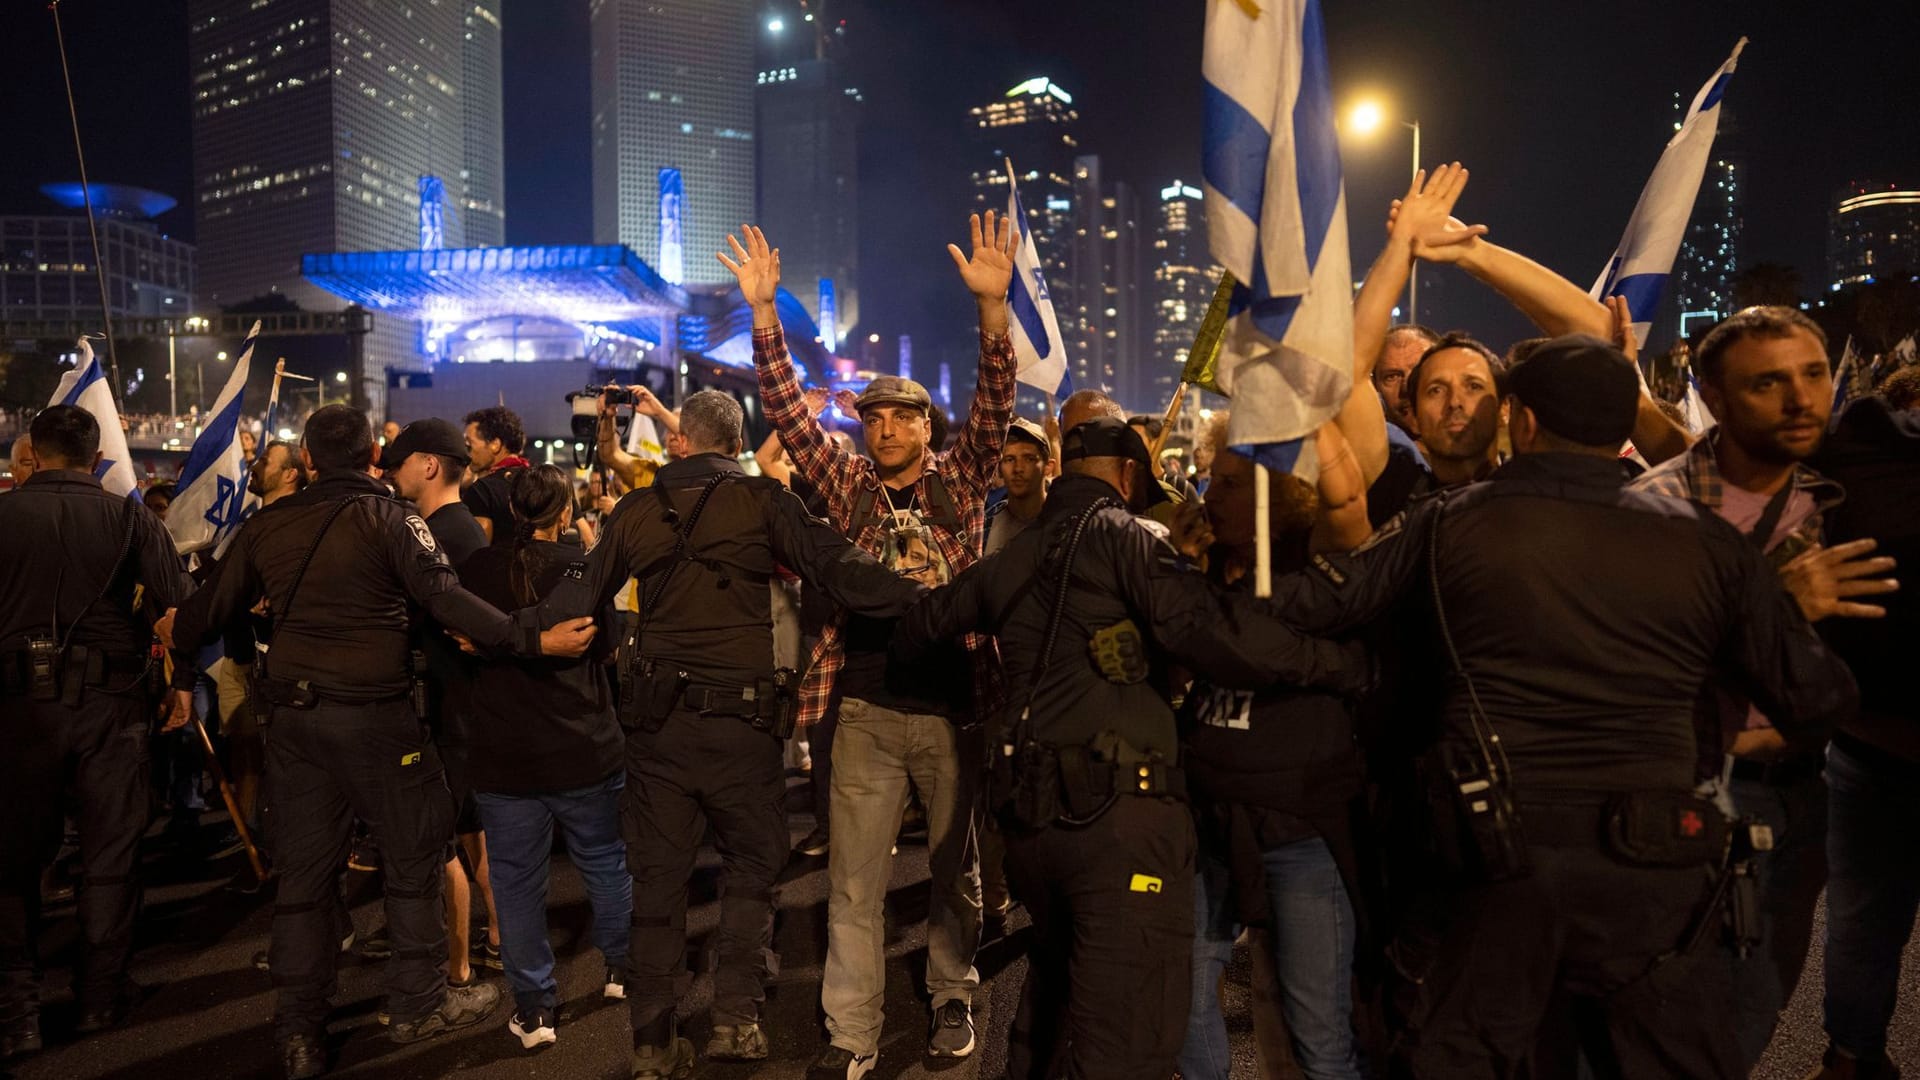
[1425,495,1514,785]
[55,499,141,652]
[637,472,731,625]
[261,494,375,673]
[1746,479,1795,551]
[1007,497,1123,750]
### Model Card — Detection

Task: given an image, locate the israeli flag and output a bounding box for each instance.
[1592,38,1747,345]
[1201,0,1352,478]
[1680,372,1712,436]
[168,321,262,556]
[1004,164,1071,396]
[48,339,138,497]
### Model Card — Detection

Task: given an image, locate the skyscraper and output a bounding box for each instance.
[1150,181,1220,402]
[1064,156,1148,409]
[968,77,1080,341]
[190,0,503,410]
[1828,181,1920,293]
[756,16,860,337]
[460,2,506,246]
[591,0,756,287]
[1671,98,1742,341]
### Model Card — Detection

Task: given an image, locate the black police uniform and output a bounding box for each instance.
[0,470,191,1039]
[893,471,1372,1080]
[169,470,548,1043]
[1260,452,1860,1078]
[529,451,921,1061]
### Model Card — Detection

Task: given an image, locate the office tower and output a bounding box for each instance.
[1149,180,1220,401]
[756,50,861,335]
[1067,155,1145,407]
[460,2,506,246]
[1828,181,1920,293]
[968,77,1079,337]
[1670,98,1742,340]
[4,184,195,321]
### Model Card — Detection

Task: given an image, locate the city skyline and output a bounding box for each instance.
[2,1,1917,405]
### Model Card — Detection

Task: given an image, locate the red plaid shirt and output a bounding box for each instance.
[753,324,1016,727]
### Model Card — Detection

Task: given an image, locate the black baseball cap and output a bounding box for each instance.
[1061,416,1170,506]
[380,418,470,471]
[1505,334,1641,447]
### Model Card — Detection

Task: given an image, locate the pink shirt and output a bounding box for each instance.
[1714,483,1816,732]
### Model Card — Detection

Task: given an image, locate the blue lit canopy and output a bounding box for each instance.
[39,182,178,220]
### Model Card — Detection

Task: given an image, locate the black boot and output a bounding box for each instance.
[281,1033,326,1079]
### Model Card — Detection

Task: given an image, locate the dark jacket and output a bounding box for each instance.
[0,469,191,658]
[1263,452,1859,797]
[1812,396,1920,762]
[892,473,1372,759]
[533,453,922,690]
[462,538,622,794]
[171,471,537,699]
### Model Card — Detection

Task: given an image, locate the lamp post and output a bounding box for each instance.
[168,316,208,416]
[1345,101,1422,324]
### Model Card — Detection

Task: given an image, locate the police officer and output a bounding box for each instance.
[526,389,922,1079]
[0,405,193,1059]
[1258,336,1859,1077]
[166,405,595,1079]
[893,417,1372,1080]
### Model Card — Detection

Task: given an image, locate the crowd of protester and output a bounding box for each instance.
[0,171,1916,1080]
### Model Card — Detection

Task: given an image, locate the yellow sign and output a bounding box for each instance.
[1128,874,1164,894]
[400,752,421,767]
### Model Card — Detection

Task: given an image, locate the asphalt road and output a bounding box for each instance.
[4,783,1914,1080]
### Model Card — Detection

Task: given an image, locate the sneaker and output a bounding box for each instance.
[928,999,975,1058]
[508,1007,557,1050]
[389,982,501,1044]
[603,969,628,1001]
[473,940,503,971]
[0,1014,41,1059]
[630,1035,695,1079]
[705,1021,769,1061]
[808,1044,877,1079]
[794,825,830,857]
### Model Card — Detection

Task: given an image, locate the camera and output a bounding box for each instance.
[584,384,636,406]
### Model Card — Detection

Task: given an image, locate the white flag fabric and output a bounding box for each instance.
[168,321,263,556]
[1592,38,1748,345]
[1200,0,1352,478]
[48,339,138,497]
[1679,373,1712,435]
[1004,166,1072,396]
[624,410,667,464]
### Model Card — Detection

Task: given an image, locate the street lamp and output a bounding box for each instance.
[1345,99,1422,323]
[766,16,784,32]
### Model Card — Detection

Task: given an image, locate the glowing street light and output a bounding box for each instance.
[334,371,348,384]
[766,16,785,33]
[1344,98,1422,323]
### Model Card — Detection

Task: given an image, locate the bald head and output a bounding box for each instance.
[1058,390,1124,436]
[9,436,31,483]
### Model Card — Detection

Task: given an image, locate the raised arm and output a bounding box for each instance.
[724,225,861,498]
[941,211,1020,496]
[596,396,652,491]
[1607,294,1692,464]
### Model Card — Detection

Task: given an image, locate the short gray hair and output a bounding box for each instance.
[680,389,744,454]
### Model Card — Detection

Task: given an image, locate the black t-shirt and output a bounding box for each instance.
[459,538,622,794]
[427,502,489,569]
[836,484,970,715]
[1367,426,1433,528]
[461,467,520,547]
[421,503,490,741]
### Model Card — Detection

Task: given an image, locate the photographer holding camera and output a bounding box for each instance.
[1260,336,1859,1078]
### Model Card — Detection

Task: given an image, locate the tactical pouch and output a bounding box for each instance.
[1087,619,1149,684]
[27,636,59,702]
[633,661,688,734]
[1604,790,1727,868]
[990,738,1062,834]
[1431,740,1532,883]
[750,668,800,741]
[254,674,318,711]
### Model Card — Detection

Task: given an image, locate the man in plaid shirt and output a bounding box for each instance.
[721,216,1017,1077]
[1630,305,1896,1069]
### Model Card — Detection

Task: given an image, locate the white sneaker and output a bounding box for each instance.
[603,968,627,1000]
[807,1044,877,1079]
[508,1008,556,1050]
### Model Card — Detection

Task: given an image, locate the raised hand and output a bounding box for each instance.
[834,389,860,417]
[803,387,832,417]
[947,210,1020,320]
[1385,162,1487,264]
[717,225,781,312]
[630,385,671,421]
[1605,294,1640,366]
[1780,538,1899,621]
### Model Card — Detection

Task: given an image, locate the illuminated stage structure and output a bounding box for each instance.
[301,243,831,444]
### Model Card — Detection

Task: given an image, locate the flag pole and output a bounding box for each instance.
[1254,463,1272,598]
[49,1,124,404]
[1149,382,1188,459]
[268,358,315,437]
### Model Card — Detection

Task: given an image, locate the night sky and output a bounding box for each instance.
[4,0,1917,380]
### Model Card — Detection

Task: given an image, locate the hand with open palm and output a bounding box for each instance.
[717,225,781,327]
[948,210,1020,333]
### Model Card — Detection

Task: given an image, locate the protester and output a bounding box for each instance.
[733,215,1015,1077]
[7,434,31,484]
[984,416,1049,556]
[462,406,531,545]
[460,464,630,1052]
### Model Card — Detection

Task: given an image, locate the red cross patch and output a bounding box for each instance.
[1678,810,1705,838]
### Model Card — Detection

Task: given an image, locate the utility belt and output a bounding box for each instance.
[990,733,1186,833]
[4,641,153,706]
[250,671,409,719]
[619,656,799,740]
[1728,751,1824,788]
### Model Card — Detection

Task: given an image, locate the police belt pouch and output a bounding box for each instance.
[1604,790,1727,867]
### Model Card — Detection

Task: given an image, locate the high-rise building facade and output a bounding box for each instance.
[190,0,504,411]
[591,0,755,287]
[1066,156,1146,406]
[1828,181,1920,293]
[1670,97,1742,342]
[968,77,1080,343]
[756,54,861,336]
[1149,181,1219,405]
[2,185,195,322]
[460,2,506,246]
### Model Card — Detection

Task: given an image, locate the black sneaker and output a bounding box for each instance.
[928,999,975,1058]
[473,940,503,971]
[508,1006,556,1050]
[705,1021,769,1061]
[73,999,129,1035]
[0,1014,41,1059]
[808,1044,877,1079]
[795,825,831,857]
[389,982,501,1044]
[281,1033,325,1079]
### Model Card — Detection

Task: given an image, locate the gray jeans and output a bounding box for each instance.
[821,697,982,1054]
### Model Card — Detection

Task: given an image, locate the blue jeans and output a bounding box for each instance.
[1179,835,1365,1080]
[1823,740,1920,1059]
[476,773,631,1014]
